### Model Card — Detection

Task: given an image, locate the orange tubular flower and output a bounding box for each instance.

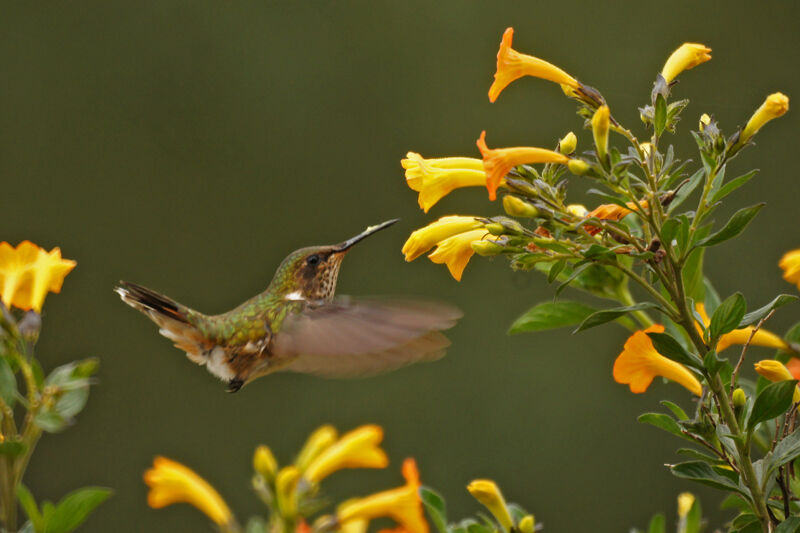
[476,131,569,201]
[779,249,800,291]
[144,456,235,528]
[613,325,703,396]
[488,27,580,103]
[695,303,787,353]
[584,200,649,235]
[0,241,76,312]
[337,458,428,533]
[402,152,488,213]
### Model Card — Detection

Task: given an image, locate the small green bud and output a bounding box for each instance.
[733,388,746,409]
[502,195,539,218]
[558,132,577,155]
[567,159,590,175]
[518,515,535,533]
[485,223,506,236]
[471,240,505,257]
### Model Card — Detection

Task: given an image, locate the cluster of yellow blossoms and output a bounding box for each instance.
[400,29,788,285]
[144,424,426,533]
[0,241,75,312]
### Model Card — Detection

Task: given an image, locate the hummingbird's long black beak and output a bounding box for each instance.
[334,219,399,252]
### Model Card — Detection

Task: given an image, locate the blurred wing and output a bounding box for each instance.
[273,297,462,378]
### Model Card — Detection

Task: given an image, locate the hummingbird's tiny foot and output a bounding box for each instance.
[226,378,244,393]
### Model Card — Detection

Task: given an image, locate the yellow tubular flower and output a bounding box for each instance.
[591,105,610,161]
[488,27,579,103]
[754,360,800,403]
[0,241,76,312]
[466,480,513,533]
[303,425,388,484]
[428,229,495,281]
[402,152,488,213]
[695,303,787,353]
[337,458,428,533]
[613,325,703,396]
[677,492,695,518]
[253,445,278,480]
[476,131,569,201]
[402,216,484,262]
[661,43,712,83]
[780,249,800,291]
[276,466,301,517]
[741,93,789,142]
[143,456,235,527]
[295,424,338,471]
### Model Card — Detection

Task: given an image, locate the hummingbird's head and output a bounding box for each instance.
[271,219,399,302]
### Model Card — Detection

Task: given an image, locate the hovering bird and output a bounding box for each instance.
[115,219,461,392]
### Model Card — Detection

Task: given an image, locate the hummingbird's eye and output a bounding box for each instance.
[306,254,321,266]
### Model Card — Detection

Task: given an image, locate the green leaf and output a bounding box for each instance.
[547,259,566,284]
[668,169,704,213]
[682,246,707,302]
[17,484,43,531]
[43,487,112,533]
[654,94,667,136]
[638,413,687,440]
[685,497,702,533]
[669,461,748,495]
[710,292,747,339]
[55,388,89,419]
[0,356,17,408]
[34,410,69,433]
[740,295,798,328]
[676,447,721,463]
[0,441,27,457]
[695,203,765,248]
[660,400,688,420]
[767,427,800,475]
[647,332,704,369]
[776,517,800,533]
[508,301,597,334]
[711,170,758,203]
[703,350,727,375]
[574,302,660,333]
[420,487,448,533]
[748,380,798,429]
[647,513,665,533]
[660,219,681,247]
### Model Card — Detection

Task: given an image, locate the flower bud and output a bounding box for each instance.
[754,359,800,403]
[18,311,41,343]
[566,204,587,218]
[518,515,535,533]
[485,223,506,236]
[502,195,539,218]
[699,113,711,131]
[677,492,695,518]
[253,445,278,480]
[591,105,610,162]
[467,480,513,532]
[558,132,577,155]
[276,466,301,518]
[732,388,746,409]
[471,240,505,257]
[741,92,789,143]
[567,159,590,175]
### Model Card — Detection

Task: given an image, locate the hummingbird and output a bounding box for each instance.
[115,219,461,392]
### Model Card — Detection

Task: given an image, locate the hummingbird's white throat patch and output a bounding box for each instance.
[284,290,305,301]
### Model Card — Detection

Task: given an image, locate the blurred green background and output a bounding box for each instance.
[1,1,799,531]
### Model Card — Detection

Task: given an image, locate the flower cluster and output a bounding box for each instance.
[143,424,427,533]
[400,26,800,532]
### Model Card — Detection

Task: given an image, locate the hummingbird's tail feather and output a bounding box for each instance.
[115,281,211,362]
